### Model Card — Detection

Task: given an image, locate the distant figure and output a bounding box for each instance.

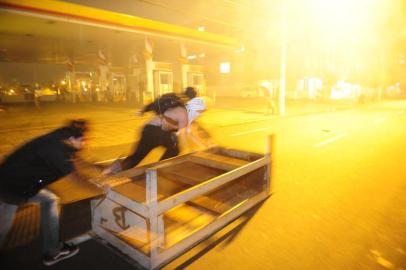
[0,119,89,266]
[34,90,41,108]
[264,87,276,115]
[103,93,189,174]
[183,87,213,147]
[358,93,366,105]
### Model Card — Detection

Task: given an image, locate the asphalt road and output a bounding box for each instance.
[1,100,406,269]
[170,100,406,270]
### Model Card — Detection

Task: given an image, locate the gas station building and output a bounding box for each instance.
[0,0,242,105]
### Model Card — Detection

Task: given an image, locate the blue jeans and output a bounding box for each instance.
[0,189,62,256]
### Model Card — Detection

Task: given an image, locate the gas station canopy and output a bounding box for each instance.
[0,0,240,63]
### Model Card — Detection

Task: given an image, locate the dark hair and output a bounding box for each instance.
[184,87,197,99]
[143,93,184,114]
[66,119,89,138]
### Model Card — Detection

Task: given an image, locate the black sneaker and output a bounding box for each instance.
[43,243,79,266]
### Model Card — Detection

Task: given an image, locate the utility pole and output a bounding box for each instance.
[279,1,287,116]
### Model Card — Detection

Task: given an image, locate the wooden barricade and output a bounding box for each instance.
[91,140,273,269]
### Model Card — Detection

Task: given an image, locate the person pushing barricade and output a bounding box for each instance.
[0,119,89,266]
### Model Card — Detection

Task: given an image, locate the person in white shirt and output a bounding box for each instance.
[184,87,206,129]
[184,87,214,148]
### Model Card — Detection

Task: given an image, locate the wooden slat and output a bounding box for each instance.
[112,155,187,179]
[112,180,151,203]
[158,161,224,186]
[146,155,191,171]
[189,151,249,170]
[156,175,191,199]
[163,204,215,249]
[208,147,263,161]
[157,157,268,215]
[116,230,150,255]
[107,190,149,218]
[111,174,192,205]
[187,155,238,171]
[115,166,147,179]
[187,185,258,215]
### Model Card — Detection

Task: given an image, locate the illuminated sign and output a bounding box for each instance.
[220,62,231,73]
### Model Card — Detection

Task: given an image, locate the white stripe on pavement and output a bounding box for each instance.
[373,117,386,125]
[231,127,271,136]
[314,133,347,148]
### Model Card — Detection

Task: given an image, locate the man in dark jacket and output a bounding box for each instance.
[0,119,88,266]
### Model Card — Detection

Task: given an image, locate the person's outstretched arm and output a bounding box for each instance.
[136,100,156,116]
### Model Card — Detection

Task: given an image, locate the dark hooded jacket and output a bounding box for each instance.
[0,127,78,203]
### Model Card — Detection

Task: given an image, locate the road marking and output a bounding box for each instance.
[373,117,386,125]
[314,133,347,148]
[231,127,270,136]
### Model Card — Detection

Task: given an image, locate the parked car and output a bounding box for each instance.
[0,85,35,103]
[35,87,58,101]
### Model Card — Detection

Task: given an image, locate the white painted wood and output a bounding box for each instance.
[146,155,190,171]
[187,153,246,171]
[157,215,165,248]
[107,189,149,217]
[146,169,158,204]
[146,169,159,264]
[113,155,189,178]
[115,166,147,178]
[264,155,271,194]
[157,157,268,215]
[213,147,263,160]
[266,134,274,193]
[187,155,239,171]
[91,197,149,242]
